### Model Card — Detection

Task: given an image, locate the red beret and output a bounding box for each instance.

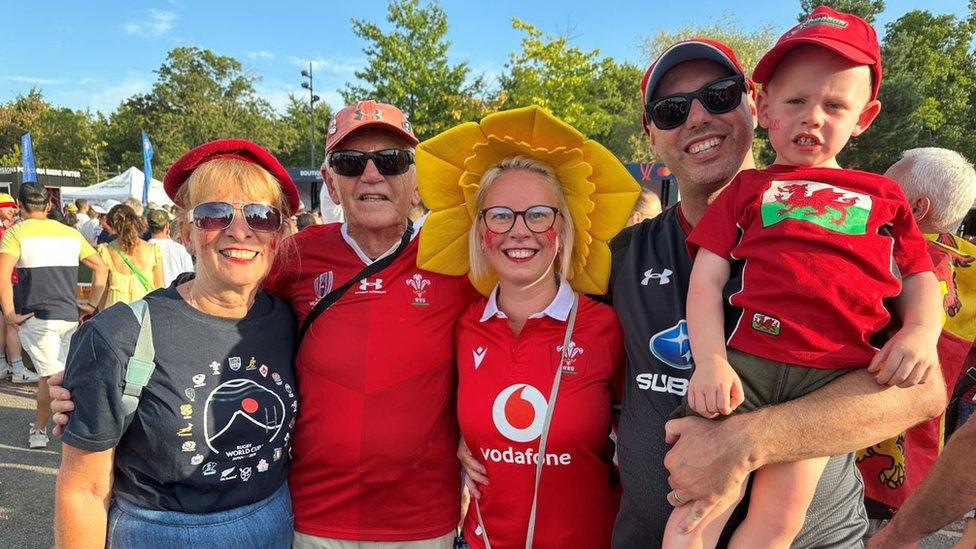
[163,138,300,216]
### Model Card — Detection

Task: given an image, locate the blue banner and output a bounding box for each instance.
[141,131,154,205]
[21,133,37,183]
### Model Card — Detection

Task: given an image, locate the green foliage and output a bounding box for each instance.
[641,14,777,75]
[798,0,885,23]
[845,9,976,172]
[0,89,106,180]
[274,95,333,168]
[100,47,281,173]
[499,18,643,161]
[341,0,493,140]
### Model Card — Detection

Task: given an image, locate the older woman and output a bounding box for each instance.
[55,139,299,548]
[415,107,639,548]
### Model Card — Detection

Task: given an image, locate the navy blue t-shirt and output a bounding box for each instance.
[61,285,298,513]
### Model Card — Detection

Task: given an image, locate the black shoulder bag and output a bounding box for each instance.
[296,222,414,346]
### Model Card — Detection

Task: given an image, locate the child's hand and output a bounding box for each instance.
[688,359,744,418]
[868,325,940,387]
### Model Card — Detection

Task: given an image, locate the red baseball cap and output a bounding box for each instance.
[163,138,300,215]
[641,38,754,131]
[753,6,882,100]
[325,100,419,153]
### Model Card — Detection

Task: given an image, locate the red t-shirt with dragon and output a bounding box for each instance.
[687,165,933,369]
[265,223,480,541]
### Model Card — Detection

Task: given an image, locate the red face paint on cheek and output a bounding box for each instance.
[483,230,497,249]
[769,119,781,131]
[542,227,557,245]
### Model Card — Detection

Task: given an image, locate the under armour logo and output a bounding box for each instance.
[641,268,672,286]
[359,278,383,291]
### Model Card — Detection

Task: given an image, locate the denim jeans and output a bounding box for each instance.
[107,482,293,548]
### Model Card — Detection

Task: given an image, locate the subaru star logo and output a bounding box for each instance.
[649,320,694,370]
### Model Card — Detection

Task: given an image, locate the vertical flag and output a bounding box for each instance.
[21,133,37,183]
[141,131,154,206]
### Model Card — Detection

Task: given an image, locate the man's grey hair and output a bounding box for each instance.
[889,147,976,233]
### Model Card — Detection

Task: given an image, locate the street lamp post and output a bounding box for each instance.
[300,62,321,169]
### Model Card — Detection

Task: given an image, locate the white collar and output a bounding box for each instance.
[340,214,424,266]
[480,277,574,322]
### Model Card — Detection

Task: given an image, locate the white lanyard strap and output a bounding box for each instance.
[525,292,578,549]
[474,293,580,549]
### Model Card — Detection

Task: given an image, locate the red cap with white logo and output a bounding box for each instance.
[325,100,419,153]
[753,5,882,100]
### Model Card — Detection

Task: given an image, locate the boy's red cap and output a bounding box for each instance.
[164,138,300,215]
[753,5,882,100]
[325,100,419,153]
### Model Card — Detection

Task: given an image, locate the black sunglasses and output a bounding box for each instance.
[189,201,282,233]
[646,75,746,130]
[480,205,561,234]
[327,148,415,177]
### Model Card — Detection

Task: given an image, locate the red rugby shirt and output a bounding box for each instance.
[457,282,623,549]
[266,222,480,541]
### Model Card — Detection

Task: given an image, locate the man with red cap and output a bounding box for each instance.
[607,21,947,548]
[264,100,480,548]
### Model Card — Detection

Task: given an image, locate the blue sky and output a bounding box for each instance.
[1,0,969,115]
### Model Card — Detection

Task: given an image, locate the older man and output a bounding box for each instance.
[264,100,479,549]
[608,39,947,548]
[859,148,976,513]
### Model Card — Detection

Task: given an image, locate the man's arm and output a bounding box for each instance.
[869,413,976,548]
[664,366,947,529]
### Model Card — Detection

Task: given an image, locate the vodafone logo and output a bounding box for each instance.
[492,384,547,443]
[483,383,573,466]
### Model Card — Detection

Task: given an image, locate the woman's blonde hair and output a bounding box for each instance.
[468,156,575,282]
[177,157,289,214]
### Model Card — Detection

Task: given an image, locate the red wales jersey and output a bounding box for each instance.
[265,222,480,541]
[688,165,933,368]
[457,283,623,549]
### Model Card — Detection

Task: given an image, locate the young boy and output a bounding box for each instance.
[665,6,943,548]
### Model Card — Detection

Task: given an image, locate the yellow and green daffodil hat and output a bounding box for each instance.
[416,105,640,296]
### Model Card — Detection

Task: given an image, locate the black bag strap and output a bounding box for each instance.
[296,222,414,346]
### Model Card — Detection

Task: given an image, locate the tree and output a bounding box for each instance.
[798,0,885,23]
[341,0,494,140]
[638,14,778,165]
[274,95,333,168]
[0,89,106,180]
[101,47,281,174]
[844,9,976,172]
[498,19,643,161]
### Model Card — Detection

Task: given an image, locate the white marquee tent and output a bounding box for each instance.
[61,167,173,207]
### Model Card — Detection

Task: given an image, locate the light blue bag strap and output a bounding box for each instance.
[121,299,155,431]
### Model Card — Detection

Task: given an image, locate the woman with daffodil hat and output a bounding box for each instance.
[416,106,639,549]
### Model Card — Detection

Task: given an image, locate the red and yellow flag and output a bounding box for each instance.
[857,233,976,509]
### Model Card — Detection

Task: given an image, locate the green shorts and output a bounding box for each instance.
[674,348,857,419]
